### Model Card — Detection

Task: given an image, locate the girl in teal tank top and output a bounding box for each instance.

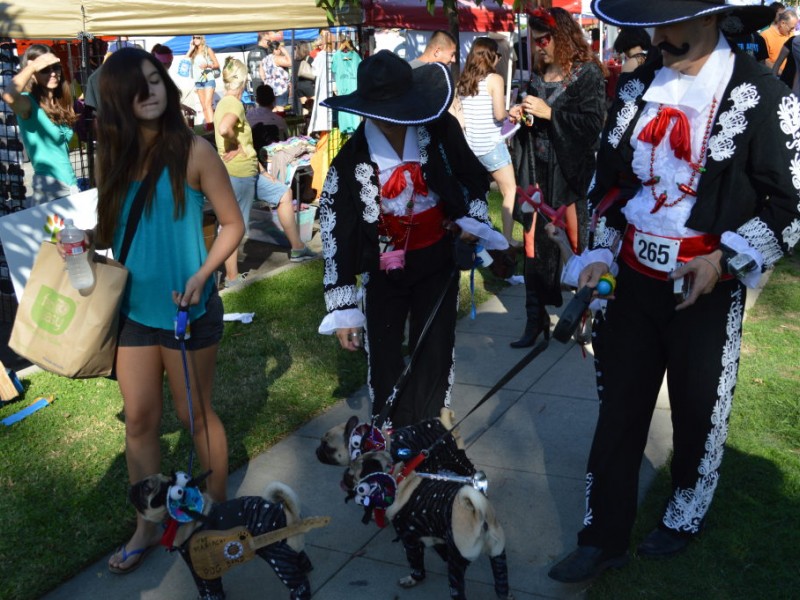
[77,47,245,576]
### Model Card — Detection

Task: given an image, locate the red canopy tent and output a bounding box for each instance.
[363,0,516,32]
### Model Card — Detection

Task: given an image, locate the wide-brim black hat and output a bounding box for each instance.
[321,50,453,125]
[590,0,774,35]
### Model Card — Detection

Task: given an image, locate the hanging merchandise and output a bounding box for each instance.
[330,37,362,134]
[310,130,347,199]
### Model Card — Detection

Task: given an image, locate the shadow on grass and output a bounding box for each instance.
[589,445,798,599]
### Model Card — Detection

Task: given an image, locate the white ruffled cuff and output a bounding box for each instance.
[455,217,509,250]
[560,248,616,288]
[318,308,366,335]
[721,231,764,289]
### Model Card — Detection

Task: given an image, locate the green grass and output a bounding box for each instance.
[588,252,800,600]
[0,193,514,600]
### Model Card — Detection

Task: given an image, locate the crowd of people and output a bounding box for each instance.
[9,1,800,592]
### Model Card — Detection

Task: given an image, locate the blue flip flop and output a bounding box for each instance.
[108,543,155,575]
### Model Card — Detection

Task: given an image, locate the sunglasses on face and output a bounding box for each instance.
[193,36,203,40]
[532,33,553,49]
[39,64,62,75]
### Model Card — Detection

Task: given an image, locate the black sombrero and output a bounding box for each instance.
[320,50,453,125]
[590,0,774,34]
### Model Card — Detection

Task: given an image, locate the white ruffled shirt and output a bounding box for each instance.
[571,35,763,289]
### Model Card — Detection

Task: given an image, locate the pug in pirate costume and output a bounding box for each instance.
[548,0,800,583]
[343,450,513,600]
[317,50,507,429]
[315,407,475,477]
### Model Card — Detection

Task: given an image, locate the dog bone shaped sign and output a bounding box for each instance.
[189,516,331,579]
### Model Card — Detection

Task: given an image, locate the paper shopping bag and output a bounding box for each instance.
[9,242,128,378]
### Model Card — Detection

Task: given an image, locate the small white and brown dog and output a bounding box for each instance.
[343,451,514,600]
[316,407,476,477]
[129,472,314,600]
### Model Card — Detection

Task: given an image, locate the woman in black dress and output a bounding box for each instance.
[510,7,607,347]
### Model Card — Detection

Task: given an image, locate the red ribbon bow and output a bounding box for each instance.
[530,7,557,30]
[381,162,428,199]
[637,107,692,163]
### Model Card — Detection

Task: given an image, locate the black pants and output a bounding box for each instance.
[578,263,746,554]
[364,237,458,428]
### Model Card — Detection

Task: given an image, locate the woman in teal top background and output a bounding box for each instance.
[2,44,78,206]
[62,47,244,575]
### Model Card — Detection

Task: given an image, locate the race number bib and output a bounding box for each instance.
[633,230,680,272]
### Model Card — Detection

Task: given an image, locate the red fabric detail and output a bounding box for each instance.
[381,162,428,199]
[375,508,387,528]
[619,225,732,281]
[378,204,446,251]
[529,6,557,29]
[400,453,426,479]
[637,107,692,162]
[161,518,179,548]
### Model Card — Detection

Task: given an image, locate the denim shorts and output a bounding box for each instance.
[118,292,224,351]
[477,140,512,172]
[229,175,257,236]
[195,79,216,89]
[256,173,289,207]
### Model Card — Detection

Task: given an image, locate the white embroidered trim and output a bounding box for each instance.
[783,219,800,249]
[738,218,784,268]
[418,126,431,165]
[608,79,645,148]
[583,472,594,527]
[319,167,339,286]
[662,287,743,534]
[587,172,597,197]
[355,163,380,223]
[324,285,359,312]
[468,196,490,223]
[593,218,622,251]
[443,346,455,409]
[708,83,760,162]
[778,94,800,252]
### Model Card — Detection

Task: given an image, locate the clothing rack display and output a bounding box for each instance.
[0,39,23,323]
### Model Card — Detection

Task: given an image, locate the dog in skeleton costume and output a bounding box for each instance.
[343,451,513,600]
[129,472,314,600]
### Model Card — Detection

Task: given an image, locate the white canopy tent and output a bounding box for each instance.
[0,0,334,39]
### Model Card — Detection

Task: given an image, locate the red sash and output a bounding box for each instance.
[620,225,731,281]
[378,204,446,251]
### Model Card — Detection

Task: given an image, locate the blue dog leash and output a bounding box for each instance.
[174,305,196,475]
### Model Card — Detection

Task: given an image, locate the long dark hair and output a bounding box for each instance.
[94,47,193,248]
[20,44,77,126]
[529,7,607,78]
[457,37,499,98]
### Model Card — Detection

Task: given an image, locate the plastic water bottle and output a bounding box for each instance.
[61,219,94,290]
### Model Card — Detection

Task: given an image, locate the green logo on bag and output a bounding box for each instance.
[31,285,76,335]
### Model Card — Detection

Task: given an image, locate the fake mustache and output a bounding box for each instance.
[658,41,690,56]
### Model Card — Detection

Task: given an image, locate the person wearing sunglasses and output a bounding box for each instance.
[187,34,220,128]
[2,44,78,205]
[507,7,607,348]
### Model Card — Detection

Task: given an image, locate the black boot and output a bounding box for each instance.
[510,308,550,348]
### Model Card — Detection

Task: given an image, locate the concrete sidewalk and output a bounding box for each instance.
[45,283,676,600]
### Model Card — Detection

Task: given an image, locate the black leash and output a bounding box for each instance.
[424,335,550,458]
